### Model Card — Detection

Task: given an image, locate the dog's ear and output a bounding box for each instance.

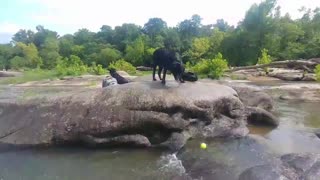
[108,67,116,73]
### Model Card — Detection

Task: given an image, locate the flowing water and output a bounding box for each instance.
[0,82,319,180]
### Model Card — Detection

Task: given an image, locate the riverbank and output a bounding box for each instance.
[0,75,319,179]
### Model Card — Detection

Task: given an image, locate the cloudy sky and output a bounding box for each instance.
[0,0,318,43]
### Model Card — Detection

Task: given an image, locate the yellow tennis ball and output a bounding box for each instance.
[200,143,207,149]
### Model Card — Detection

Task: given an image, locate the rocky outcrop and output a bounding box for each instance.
[229,85,279,126]
[0,71,22,77]
[239,153,320,180]
[315,130,320,139]
[0,81,277,150]
[279,90,320,102]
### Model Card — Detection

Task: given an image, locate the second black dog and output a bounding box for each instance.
[153,48,185,84]
[182,71,198,82]
[109,68,129,84]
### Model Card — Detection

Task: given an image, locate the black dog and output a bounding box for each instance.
[109,68,129,84]
[152,48,185,84]
[182,71,198,82]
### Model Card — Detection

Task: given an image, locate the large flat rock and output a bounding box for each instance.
[0,81,276,150]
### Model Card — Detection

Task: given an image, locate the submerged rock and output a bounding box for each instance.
[239,153,320,180]
[0,81,277,150]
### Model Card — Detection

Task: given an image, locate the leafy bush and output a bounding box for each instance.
[315,64,320,81]
[108,59,136,74]
[89,62,107,75]
[189,53,228,79]
[56,55,88,76]
[10,56,26,70]
[257,49,272,65]
[257,49,272,73]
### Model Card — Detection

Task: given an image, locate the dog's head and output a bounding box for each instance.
[108,68,117,77]
[170,61,185,81]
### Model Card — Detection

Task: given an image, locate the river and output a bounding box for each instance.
[0,81,319,180]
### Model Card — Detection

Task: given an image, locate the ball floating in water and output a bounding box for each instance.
[200,143,207,149]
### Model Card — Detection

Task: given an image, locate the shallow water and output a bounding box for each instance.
[0,83,320,180]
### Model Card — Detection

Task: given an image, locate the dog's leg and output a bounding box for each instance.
[179,75,185,83]
[158,66,163,80]
[152,65,157,81]
[161,67,167,84]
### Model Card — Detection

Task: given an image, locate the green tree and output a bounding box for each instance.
[74,28,95,45]
[40,37,61,69]
[12,29,34,44]
[125,37,145,66]
[0,44,14,70]
[15,42,42,68]
[97,47,122,66]
[143,18,167,47]
[10,56,26,70]
[113,24,142,51]
[184,37,210,64]
[59,34,74,57]
[96,25,114,44]
[33,25,59,48]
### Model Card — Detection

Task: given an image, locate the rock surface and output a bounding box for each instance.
[239,153,320,180]
[0,81,277,150]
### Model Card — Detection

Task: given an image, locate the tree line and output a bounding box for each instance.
[0,0,319,72]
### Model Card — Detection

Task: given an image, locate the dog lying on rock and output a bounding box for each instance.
[109,68,129,84]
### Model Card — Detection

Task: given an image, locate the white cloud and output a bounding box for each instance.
[0,22,22,33]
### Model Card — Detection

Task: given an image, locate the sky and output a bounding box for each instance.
[0,0,318,43]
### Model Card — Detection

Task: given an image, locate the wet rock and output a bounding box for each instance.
[315,130,320,139]
[80,134,151,148]
[179,150,236,180]
[0,81,277,150]
[230,85,279,127]
[302,161,320,180]
[231,85,274,111]
[0,81,250,150]
[246,107,279,127]
[270,72,305,81]
[302,73,317,81]
[279,90,320,102]
[239,165,284,180]
[240,153,320,180]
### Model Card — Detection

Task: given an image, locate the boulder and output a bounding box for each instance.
[315,130,320,139]
[239,165,284,180]
[231,85,274,111]
[239,153,320,180]
[0,81,276,150]
[0,71,22,77]
[279,90,320,102]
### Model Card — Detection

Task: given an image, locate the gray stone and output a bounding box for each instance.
[239,165,283,180]
[0,81,277,150]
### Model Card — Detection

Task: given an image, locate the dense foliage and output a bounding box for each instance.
[316,65,320,81]
[108,59,136,74]
[0,0,320,77]
[188,53,228,79]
